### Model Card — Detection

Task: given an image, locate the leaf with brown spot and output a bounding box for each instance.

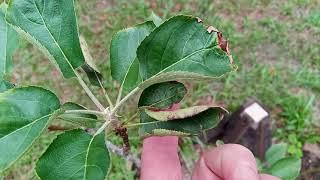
[145,105,227,121]
[139,106,227,137]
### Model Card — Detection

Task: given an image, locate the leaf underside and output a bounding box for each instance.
[0,86,61,172]
[79,35,103,86]
[110,21,156,91]
[0,2,19,80]
[58,102,98,128]
[145,105,227,121]
[6,0,85,78]
[36,129,111,180]
[139,107,226,137]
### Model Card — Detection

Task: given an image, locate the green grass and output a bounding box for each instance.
[3,0,320,179]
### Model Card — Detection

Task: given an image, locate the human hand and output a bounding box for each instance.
[141,136,280,180]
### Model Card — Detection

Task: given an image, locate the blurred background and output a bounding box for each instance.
[4,0,320,179]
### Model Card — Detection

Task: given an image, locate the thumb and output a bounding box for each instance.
[140,136,182,180]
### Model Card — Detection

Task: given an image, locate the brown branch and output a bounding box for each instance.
[48,125,69,131]
[105,140,141,168]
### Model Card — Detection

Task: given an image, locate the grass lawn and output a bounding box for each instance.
[2,0,320,179]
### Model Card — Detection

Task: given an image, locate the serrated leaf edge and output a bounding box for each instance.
[0,109,64,173]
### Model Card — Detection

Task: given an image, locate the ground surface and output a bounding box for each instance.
[2,0,320,179]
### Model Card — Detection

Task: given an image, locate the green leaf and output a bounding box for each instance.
[6,0,85,78]
[144,105,226,121]
[268,157,301,180]
[81,63,103,87]
[255,158,264,172]
[137,15,236,84]
[36,129,111,180]
[138,81,187,109]
[0,86,61,172]
[0,2,19,80]
[148,12,162,27]
[265,143,288,166]
[79,35,103,86]
[110,21,156,91]
[0,80,14,93]
[139,107,226,137]
[58,102,99,128]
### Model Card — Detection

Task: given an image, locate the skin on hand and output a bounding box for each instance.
[141,137,280,180]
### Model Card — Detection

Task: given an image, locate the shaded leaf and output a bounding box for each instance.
[6,0,85,78]
[148,12,162,27]
[81,63,103,87]
[110,21,155,91]
[58,102,99,128]
[268,157,301,180]
[138,81,187,109]
[36,129,111,180]
[0,80,14,93]
[0,2,19,80]
[137,15,236,85]
[145,105,227,121]
[255,158,263,172]
[79,35,103,86]
[266,143,288,166]
[139,107,226,137]
[0,87,61,172]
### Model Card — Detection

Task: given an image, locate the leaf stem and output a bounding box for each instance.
[65,110,105,116]
[94,120,110,136]
[111,87,140,115]
[105,140,141,168]
[95,71,114,109]
[116,84,123,105]
[122,112,138,125]
[75,71,105,111]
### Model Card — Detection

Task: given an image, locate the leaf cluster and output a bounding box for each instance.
[0,0,235,178]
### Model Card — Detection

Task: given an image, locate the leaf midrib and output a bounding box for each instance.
[0,113,51,140]
[31,0,76,75]
[142,46,218,82]
[83,136,94,180]
[0,113,52,172]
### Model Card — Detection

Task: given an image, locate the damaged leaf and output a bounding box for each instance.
[139,107,226,137]
[144,105,227,121]
[138,81,187,109]
[137,15,236,84]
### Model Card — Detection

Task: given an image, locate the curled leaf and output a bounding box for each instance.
[138,81,187,109]
[144,105,227,121]
[139,106,227,137]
